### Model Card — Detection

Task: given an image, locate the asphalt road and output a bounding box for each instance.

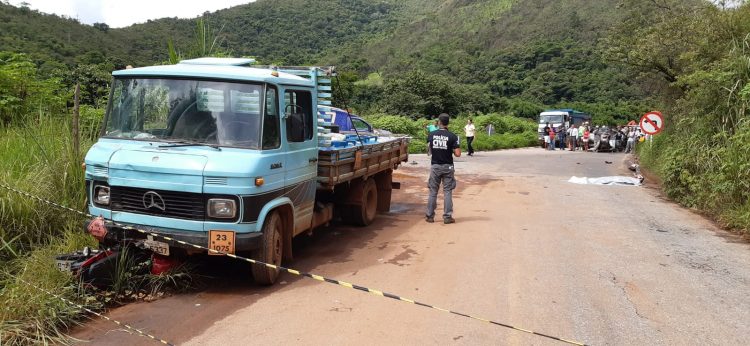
[72,148,750,345]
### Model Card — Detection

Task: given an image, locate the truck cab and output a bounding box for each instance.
[82,58,408,285]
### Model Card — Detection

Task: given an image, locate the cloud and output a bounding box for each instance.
[12,0,256,28]
[71,0,105,24]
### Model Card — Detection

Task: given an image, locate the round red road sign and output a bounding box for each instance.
[640,111,664,135]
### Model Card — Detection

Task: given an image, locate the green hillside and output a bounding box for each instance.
[0,0,649,120]
[0,4,128,71]
[326,0,647,118]
[117,0,407,65]
[0,0,410,67]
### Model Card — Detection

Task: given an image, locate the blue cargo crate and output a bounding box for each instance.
[331,140,348,148]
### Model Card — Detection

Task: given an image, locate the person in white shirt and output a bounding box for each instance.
[464,119,476,156]
[625,128,636,153]
[568,125,578,151]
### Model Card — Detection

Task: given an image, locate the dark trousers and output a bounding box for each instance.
[426,164,456,219]
[466,136,474,155]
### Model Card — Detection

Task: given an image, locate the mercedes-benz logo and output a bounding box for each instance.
[142,191,166,211]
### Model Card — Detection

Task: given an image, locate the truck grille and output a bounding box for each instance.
[110,187,205,220]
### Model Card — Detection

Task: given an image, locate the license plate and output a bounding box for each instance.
[144,238,170,256]
[208,230,235,255]
[56,260,74,273]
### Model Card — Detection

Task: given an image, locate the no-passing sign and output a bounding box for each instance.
[640,111,664,135]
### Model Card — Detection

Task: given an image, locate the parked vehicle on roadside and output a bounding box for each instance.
[64,58,410,285]
[318,106,372,132]
[537,109,591,147]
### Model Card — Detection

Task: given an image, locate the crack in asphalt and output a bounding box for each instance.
[600,270,651,322]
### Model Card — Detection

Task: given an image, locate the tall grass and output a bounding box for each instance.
[0,229,98,345]
[0,113,203,344]
[0,118,92,257]
[0,116,100,344]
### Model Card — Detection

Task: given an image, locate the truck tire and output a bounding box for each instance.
[251,211,283,285]
[375,170,393,213]
[347,178,378,226]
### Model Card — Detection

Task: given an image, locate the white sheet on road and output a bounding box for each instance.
[568,176,642,186]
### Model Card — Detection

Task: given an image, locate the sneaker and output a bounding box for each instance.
[443,217,455,224]
[425,216,434,223]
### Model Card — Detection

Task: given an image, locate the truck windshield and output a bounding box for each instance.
[104,78,265,149]
[539,115,564,123]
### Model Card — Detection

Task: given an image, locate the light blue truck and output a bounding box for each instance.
[80,58,409,284]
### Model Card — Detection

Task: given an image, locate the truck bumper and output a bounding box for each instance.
[84,219,263,253]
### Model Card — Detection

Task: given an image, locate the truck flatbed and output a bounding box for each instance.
[317,136,409,188]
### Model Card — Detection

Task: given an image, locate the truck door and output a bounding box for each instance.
[282,88,316,233]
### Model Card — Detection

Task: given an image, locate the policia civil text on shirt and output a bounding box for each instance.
[426,113,461,224]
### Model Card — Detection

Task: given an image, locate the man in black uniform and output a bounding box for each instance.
[426,113,461,224]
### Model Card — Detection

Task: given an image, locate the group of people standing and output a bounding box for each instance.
[542,123,643,153]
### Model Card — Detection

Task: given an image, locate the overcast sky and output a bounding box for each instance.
[11,0,257,28]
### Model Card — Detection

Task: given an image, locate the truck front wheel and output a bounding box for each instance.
[251,211,283,285]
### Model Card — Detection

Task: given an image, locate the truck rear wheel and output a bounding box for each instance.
[346,178,378,226]
[251,211,283,285]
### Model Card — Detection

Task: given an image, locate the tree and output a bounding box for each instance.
[603,0,723,95]
[68,64,112,107]
[92,22,109,33]
[381,70,462,118]
[0,52,65,125]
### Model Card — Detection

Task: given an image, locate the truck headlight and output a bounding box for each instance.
[207,199,236,219]
[94,185,110,205]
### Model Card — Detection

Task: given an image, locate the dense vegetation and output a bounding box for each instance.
[1,0,749,343]
[0,50,97,343]
[332,0,650,122]
[611,0,750,234]
[0,0,651,123]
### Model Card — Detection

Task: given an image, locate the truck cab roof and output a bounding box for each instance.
[113,58,314,88]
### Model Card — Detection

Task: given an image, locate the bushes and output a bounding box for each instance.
[365,113,538,154]
[368,114,422,137]
[640,122,750,234]
[472,114,537,134]
[635,22,750,234]
[408,140,428,154]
